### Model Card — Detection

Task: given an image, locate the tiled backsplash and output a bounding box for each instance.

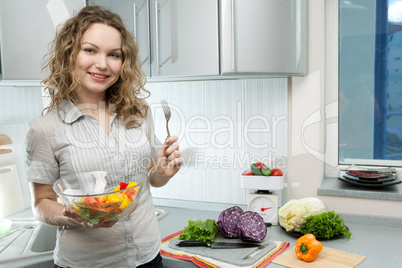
[1,77,288,206]
[0,85,44,209]
[0,85,44,145]
[146,78,288,205]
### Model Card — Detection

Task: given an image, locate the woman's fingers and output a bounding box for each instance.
[168,154,184,168]
[63,207,116,228]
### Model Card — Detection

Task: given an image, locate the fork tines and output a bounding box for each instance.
[160,100,171,137]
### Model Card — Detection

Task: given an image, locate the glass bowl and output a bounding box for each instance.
[53,172,146,224]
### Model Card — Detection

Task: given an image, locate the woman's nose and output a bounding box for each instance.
[95,55,107,69]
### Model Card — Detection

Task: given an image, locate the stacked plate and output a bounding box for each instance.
[338,169,401,188]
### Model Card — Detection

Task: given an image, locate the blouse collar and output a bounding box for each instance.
[60,99,118,124]
[60,99,84,123]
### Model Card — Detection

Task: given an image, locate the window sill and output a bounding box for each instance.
[318,177,402,201]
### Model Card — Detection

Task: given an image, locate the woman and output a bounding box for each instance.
[26,6,183,268]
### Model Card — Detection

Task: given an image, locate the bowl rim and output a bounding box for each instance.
[53,178,147,198]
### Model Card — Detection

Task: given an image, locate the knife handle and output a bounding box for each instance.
[176,240,210,247]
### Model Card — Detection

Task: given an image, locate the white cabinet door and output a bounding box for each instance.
[220,0,307,76]
[88,0,151,77]
[149,0,219,78]
[0,0,85,80]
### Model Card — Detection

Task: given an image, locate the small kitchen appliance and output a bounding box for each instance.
[248,191,279,225]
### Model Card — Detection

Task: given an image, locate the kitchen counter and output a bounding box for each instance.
[318,177,402,201]
[157,206,402,268]
[2,205,402,267]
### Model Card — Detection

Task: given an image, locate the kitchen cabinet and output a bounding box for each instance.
[0,0,85,80]
[220,0,307,76]
[149,0,219,78]
[1,0,306,81]
[89,0,220,79]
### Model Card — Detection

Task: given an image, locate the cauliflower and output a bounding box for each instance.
[278,197,326,232]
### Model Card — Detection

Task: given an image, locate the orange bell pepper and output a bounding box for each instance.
[295,234,323,262]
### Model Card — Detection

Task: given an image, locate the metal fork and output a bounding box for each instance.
[160,100,171,137]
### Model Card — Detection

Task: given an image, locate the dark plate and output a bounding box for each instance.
[346,171,393,180]
[280,225,349,240]
[346,170,390,179]
[339,175,402,188]
[343,173,396,183]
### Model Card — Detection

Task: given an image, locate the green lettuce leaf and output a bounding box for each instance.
[301,211,352,239]
[179,219,218,243]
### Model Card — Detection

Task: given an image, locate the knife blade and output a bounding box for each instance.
[175,240,262,249]
[241,245,267,260]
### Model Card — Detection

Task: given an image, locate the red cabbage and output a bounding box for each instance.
[237,211,267,242]
[214,206,244,238]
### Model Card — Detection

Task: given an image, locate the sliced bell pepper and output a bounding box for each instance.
[126,181,137,188]
[107,193,123,203]
[119,182,129,190]
[113,185,121,192]
[119,195,131,209]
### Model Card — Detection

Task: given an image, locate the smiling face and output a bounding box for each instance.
[74,23,123,103]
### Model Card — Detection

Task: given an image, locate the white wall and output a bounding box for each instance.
[0,85,44,210]
[147,78,288,205]
[288,0,402,219]
[0,78,289,209]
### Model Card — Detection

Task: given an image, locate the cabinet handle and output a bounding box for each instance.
[0,167,12,175]
[231,0,235,70]
[155,0,160,73]
[133,3,137,38]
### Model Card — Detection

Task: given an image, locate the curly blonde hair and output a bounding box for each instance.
[42,5,149,128]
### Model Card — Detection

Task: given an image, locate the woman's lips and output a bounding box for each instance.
[89,72,109,81]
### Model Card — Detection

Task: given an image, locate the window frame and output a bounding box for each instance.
[325,0,343,178]
[326,0,402,178]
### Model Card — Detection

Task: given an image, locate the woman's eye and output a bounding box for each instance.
[110,53,121,58]
[84,48,95,53]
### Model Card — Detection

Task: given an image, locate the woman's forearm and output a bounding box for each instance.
[33,198,80,227]
[30,182,80,227]
[148,164,170,187]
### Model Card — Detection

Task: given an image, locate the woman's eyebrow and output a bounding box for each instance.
[81,41,99,48]
[81,41,122,51]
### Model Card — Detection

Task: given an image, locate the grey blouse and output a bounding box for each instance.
[26,99,161,267]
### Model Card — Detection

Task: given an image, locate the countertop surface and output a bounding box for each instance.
[157,205,402,268]
[318,177,402,201]
[2,205,402,268]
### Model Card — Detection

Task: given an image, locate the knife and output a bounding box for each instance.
[176,240,262,249]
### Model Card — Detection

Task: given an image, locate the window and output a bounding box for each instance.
[339,0,402,166]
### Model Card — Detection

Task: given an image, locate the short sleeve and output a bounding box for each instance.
[26,118,59,184]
